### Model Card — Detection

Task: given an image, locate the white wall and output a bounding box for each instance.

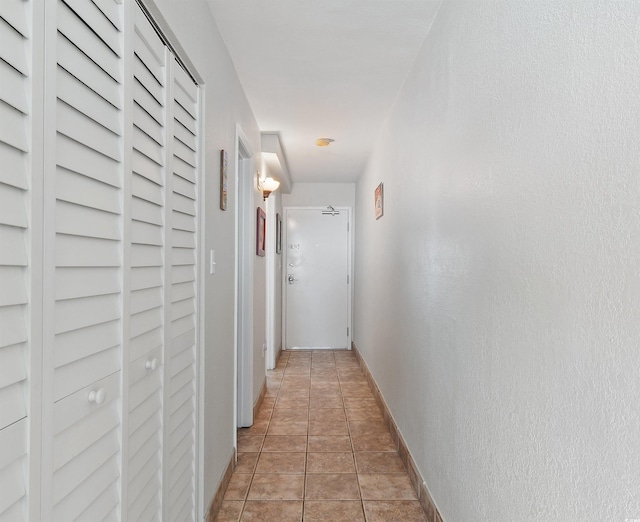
[282,182,355,208]
[354,2,640,521]
[147,0,262,511]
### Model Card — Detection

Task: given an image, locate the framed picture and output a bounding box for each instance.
[276,213,282,254]
[374,182,384,219]
[256,207,266,256]
[220,150,228,210]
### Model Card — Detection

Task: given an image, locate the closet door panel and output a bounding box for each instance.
[127,6,167,521]
[46,0,124,519]
[165,59,199,522]
[0,0,34,518]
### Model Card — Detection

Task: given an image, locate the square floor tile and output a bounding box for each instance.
[346,408,384,422]
[358,473,417,500]
[235,452,259,473]
[342,397,378,409]
[305,473,360,500]
[255,452,306,474]
[351,432,396,452]
[362,501,428,521]
[241,500,303,521]
[309,396,344,409]
[275,397,309,409]
[262,435,307,452]
[348,420,389,436]
[354,452,406,473]
[306,452,355,473]
[247,474,304,500]
[308,418,349,436]
[307,435,352,452]
[237,435,264,453]
[267,419,308,436]
[214,500,243,522]
[303,500,365,521]
[224,473,252,500]
[271,408,308,422]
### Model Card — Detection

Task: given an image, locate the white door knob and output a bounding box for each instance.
[145,358,158,371]
[88,388,106,405]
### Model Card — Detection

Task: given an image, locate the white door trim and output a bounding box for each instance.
[234,124,254,430]
[281,206,353,351]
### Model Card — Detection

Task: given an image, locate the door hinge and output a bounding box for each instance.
[347,327,350,336]
[347,222,350,232]
[347,275,350,284]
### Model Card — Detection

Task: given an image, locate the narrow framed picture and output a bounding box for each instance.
[256,207,266,256]
[276,213,282,254]
[220,150,228,210]
[374,182,384,220]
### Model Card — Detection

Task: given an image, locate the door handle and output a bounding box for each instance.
[288,274,297,284]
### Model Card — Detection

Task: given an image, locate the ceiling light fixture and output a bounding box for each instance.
[257,173,280,200]
[316,138,335,147]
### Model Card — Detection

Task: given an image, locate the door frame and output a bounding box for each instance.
[281,206,353,351]
[234,124,254,429]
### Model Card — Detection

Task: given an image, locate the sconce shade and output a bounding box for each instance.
[260,176,280,200]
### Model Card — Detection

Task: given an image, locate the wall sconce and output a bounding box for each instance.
[257,173,280,201]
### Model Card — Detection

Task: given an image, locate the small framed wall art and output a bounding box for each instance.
[374,182,384,220]
[220,150,228,210]
[256,207,266,256]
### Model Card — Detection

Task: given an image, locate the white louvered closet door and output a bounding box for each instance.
[127,5,167,521]
[0,1,201,520]
[165,59,199,522]
[0,1,37,520]
[44,0,124,520]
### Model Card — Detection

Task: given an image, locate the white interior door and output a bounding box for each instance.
[284,208,351,349]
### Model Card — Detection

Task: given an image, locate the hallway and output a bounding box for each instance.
[216,350,429,521]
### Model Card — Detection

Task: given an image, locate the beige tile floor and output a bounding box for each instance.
[215,350,427,522]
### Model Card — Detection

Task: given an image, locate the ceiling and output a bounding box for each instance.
[206,0,442,183]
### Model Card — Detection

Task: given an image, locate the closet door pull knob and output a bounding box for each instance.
[145,358,158,371]
[88,388,106,405]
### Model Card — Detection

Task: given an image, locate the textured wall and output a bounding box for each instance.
[354,1,640,520]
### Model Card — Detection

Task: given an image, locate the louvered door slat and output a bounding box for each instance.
[57,67,121,136]
[57,100,121,162]
[0,1,31,517]
[172,248,195,267]
[58,1,121,82]
[56,134,120,188]
[134,56,163,105]
[54,320,119,369]
[52,428,119,505]
[0,18,28,76]
[130,328,162,362]
[133,151,163,185]
[63,0,121,57]
[56,168,121,214]
[57,33,119,109]
[0,60,28,115]
[0,141,28,190]
[91,0,121,31]
[133,80,164,127]
[132,174,163,206]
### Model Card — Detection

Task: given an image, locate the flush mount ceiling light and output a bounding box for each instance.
[315,138,335,147]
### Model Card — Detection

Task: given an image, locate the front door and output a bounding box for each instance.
[284,207,351,349]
